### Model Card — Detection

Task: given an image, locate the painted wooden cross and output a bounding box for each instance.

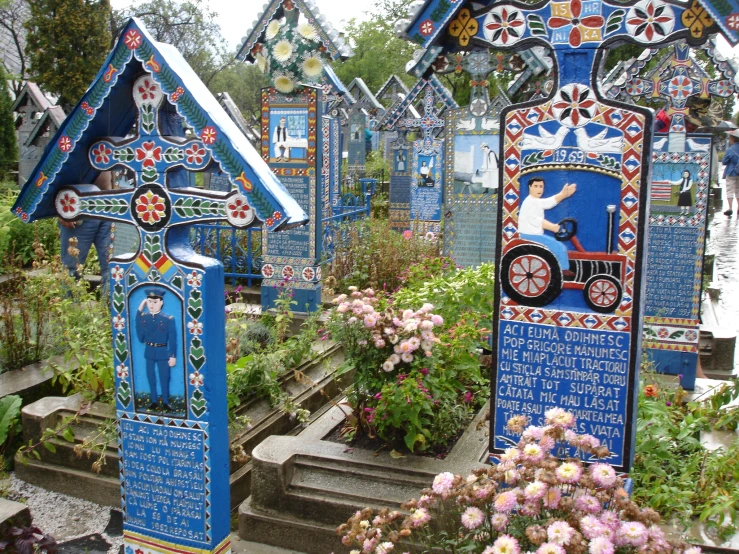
[399,0,724,472]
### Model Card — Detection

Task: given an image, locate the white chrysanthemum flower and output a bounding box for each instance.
[297,22,318,40]
[265,20,282,40]
[302,55,323,78]
[273,40,294,63]
[274,74,295,93]
[256,52,268,73]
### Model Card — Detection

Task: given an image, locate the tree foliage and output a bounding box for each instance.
[331,17,416,94]
[208,62,268,123]
[113,0,228,85]
[24,0,111,111]
[0,64,18,179]
[0,0,30,97]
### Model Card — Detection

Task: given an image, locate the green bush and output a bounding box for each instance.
[0,185,59,270]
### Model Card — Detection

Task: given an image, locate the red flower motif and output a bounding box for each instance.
[170,86,184,102]
[59,193,76,213]
[81,102,89,110]
[200,126,217,145]
[272,211,282,221]
[92,144,112,164]
[627,1,673,42]
[185,144,205,165]
[419,20,435,36]
[124,29,142,50]
[261,264,274,278]
[282,266,294,280]
[58,136,72,152]
[135,141,163,168]
[283,0,295,10]
[228,198,250,219]
[552,85,596,127]
[135,190,166,224]
[21,213,28,221]
[86,107,94,115]
[266,217,275,227]
[657,327,669,339]
[485,7,525,44]
[137,78,158,101]
[548,0,604,47]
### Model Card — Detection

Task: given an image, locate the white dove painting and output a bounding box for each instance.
[520,126,569,150]
[574,127,624,153]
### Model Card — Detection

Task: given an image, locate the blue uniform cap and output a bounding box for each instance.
[146,288,165,300]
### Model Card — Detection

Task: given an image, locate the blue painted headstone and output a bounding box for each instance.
[398,0,727,471]
[12,18,306,554]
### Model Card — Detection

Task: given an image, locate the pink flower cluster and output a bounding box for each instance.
[339,409,699,554]
[333,288,442,372]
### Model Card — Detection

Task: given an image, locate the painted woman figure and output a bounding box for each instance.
[396,151,406,172]
[672,170,694,215]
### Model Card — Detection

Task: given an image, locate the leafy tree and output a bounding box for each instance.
[331,17,416,95]
[0,64,18,180]
[24,0,112,111]
[208,62,268,123]
[113,0,228,85]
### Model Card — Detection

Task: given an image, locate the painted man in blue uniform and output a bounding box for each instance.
[136,289,177,411]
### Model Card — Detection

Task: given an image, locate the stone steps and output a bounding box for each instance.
[16,341,351,509]
[239,402,491,554]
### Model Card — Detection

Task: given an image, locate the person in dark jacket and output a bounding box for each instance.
[136,289,177,411]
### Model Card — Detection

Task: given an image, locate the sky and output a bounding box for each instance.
[111,0,377,51]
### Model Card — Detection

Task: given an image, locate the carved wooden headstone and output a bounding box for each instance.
[11,83,56,185]
[607,41,736,387]
[345,78,384,173]
[375,76,457,235]
[12,18,306,554]
[398,0,726,471]
[237,0,352,310]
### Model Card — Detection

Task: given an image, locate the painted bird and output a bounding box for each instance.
[520,126,569,150]
[574,127,624,153]
[686,138,710,152]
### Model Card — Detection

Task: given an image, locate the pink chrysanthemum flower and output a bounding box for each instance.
[522,443,544,462]
[543,487,562,509]
[579,515,605,540]
[482,547,495,554]
[555,462,582,484]
[491,513,509,531]
[524,481,548,501]
[589,537,615,554]
[544,407,576,428]
[547,521,574,545]
[500,447,520,463]
[461,507,485,530]
[522,425,544,440]
[375,541,394,554]
[494,490,518,513]
[492,534,520,554]
[408,508,430,528]
[536,543,565,554]
[575,494,602,514]
[417,494,433,508]
[590,463,618,488]
[599,511,620,530]
[432,472,455,495]
[539,435,555,452]
[615,521,648,547]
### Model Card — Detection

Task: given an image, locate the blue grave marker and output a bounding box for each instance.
[398,0,730,471]
[12,18,306,554]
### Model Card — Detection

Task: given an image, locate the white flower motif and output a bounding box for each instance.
[188,319,204,335]
[187,270,202,287]
[265,20,282,40]
[297,22,318,40]
[273,40,293,63]
[116,363,129,379]
[301,55,323,78]
[112,315,125,331]
[275,74,295,93]
[111,265,124,282]
[189,371,204,387]
[256,52,268,73]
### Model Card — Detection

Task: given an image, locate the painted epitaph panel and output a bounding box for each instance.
[260,87,323,311]
[643,137,711,384]
[411,138,443,234]
[389,134,412,231]
[443,107,502,267]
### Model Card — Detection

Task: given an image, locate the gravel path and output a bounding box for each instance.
[6,473,124,553]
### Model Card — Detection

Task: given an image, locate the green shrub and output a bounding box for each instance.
[0,186,59,270]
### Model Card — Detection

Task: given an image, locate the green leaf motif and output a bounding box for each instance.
[114,147,135,163]
[143,235,162,261]
[605,10,625,35]
[523,151,546,166]
[188,291,203,319]
[148,268,162,282]
[527,14,547,35]
[115,333,128,362]
[190,389,206,418]
[173,197,226,219]
[142,167,158,184]
[117,381,131,407]
[141,104,155,134]
[80,198,129,215]
[163,147,184,163]
[172,274,183,289]
[669,330,686,339]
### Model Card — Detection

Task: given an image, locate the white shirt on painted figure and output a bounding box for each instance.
[519,195,557,235]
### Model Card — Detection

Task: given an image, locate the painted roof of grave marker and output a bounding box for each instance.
[346,78,384,111]
[396,0,739,76]
[25,106,66,147]
[324,65,352,99]
[11,81,53,114]
[236,0,353,63]
[12,18,308,230]
[375,75,410,106]
[374,75,457,132]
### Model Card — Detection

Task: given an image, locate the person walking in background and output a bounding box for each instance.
[721,129,739,216]
[59,171,112,290]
